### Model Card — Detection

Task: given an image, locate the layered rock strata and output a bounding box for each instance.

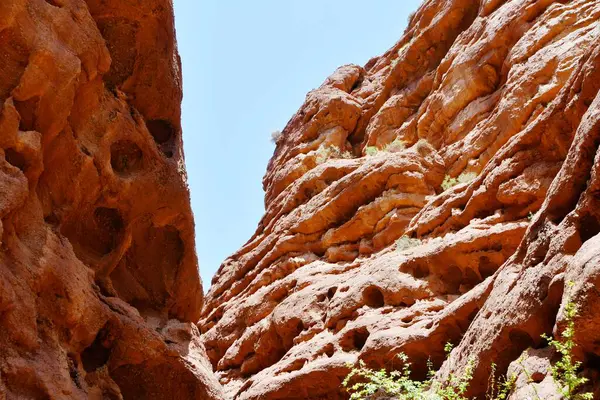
[200,0,600,398]
[0,0,222,398]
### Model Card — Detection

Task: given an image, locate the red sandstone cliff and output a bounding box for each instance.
[0,0,222,398]
[200,0,600,399]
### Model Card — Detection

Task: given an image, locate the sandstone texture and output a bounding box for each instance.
[201,0,600,399]
[0,0,222,398]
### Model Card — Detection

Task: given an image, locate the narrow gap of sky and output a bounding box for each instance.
[173,0,422,291]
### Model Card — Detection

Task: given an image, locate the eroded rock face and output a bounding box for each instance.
[0,0,222,398]
[201,0,600,398]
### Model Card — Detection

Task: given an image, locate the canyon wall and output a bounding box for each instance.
[201,0,600,399]
[0,0,222,398]
[4,0,600,399]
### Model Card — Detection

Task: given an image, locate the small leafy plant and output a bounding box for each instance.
[365,138,408,157]
[486,363,516,400]
[396,236,421,252]
[441,172,477,191]
[343,355,429,400]
[541,284,593,400]
[271,130,282,143]
[316,145,353,164]
[342,344,475,400]
[342,287,592,400]
[365,146,379,156]
[431,343,473,400]
[384,138,407,152]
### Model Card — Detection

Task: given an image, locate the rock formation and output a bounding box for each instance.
[0,0,222,398]
[200,0,600,398]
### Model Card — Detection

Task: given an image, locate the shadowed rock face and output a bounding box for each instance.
[0,0,223,398]
[200,0,600,398]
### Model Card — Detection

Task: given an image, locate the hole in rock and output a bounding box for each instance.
[147,119,177,158]
[295,320,305,337]
[4,148,27,171]
[327,287,337,299]
[585,352,600,371]
[44,212,60,227]
[88,208,124,256]
[508,329,534,349]
[14,97,39,131]
[147,119,175,144]
[467,308,480,323]
[538,275,551,302]
[352,328,370,351]
[413,264,429,279]
[340,327,370,351]
[530,371,545,383]
[464,268,480,287]
[110,140,143,176]
[363,286,385,308]
[316,293,327,302]
[45,0,61,6]
[440,265,463,293]
[82,328,111,372]
[110,225,184,313]
[579,213,600,243]
[350,78,363,93]
[478,256,497,279]
[401,315,413,324]
[323,343,334,358]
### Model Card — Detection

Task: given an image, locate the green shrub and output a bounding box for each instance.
[342,343,474,400]
[384,138,407,152]
[343,355,428,400]
[365,139,408,157]
[271,130,282,143]
[486,363,516,400]
[342,287,592,400]
[365,146,379,156]
[396,236,421,252]
[441,172,477,191]
[316,145,353,164]
[441,175,458,191]
[541,284,593,400]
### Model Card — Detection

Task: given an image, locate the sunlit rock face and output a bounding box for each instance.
[0,0,223,398]
[200,0,600,398]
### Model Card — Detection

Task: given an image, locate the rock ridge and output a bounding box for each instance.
[201,0,600,398]
[0,0,222,398]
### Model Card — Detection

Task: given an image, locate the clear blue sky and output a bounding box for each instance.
[173,1,422,291]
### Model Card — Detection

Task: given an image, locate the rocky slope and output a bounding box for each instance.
[200,0,600,398]
[0,0,222,398]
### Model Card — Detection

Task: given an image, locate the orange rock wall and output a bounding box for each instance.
[201,0,600,398]
[0,0,222,398]
[4,0,600,399]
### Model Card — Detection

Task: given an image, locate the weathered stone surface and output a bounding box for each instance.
[201,0,600,399]
[0,0,222,398]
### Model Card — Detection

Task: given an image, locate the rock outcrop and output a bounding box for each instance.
[0,0,222,398]
[200,0,600,399]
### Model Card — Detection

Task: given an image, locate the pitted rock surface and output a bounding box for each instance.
[0,0,222,398]
[200,0,600,399]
